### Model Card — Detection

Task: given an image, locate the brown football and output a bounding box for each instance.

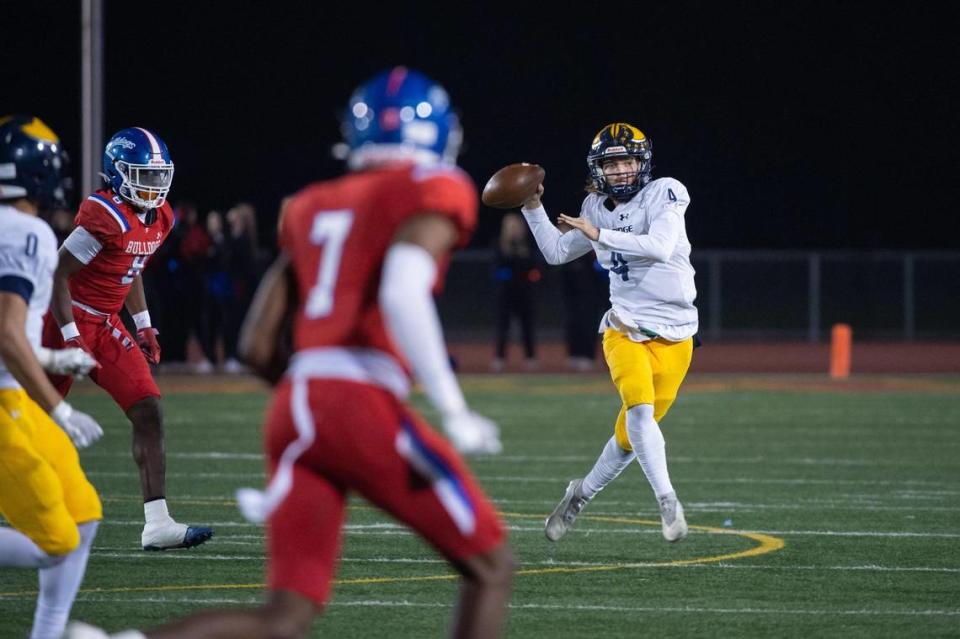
[481,163,546,209]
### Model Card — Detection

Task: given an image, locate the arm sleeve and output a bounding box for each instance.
[0,275,34,303]
[519,204,594,265]
[596,179,690,262]
[379,242,468,417]
[0,224,47,300]
[61,226,103,265]
[597,211,682,262]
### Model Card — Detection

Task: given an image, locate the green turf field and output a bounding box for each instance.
[2,374,959,638]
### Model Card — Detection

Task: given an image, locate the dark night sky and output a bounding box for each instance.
[5,2,959,249]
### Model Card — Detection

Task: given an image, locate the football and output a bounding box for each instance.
[481,163,546,209]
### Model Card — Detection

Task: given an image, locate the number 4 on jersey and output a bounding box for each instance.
[305,210,354,318]
[610,252,630,281]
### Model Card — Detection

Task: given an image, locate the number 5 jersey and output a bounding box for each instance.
[61,189,174,314]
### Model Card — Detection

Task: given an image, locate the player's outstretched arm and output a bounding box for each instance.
[238,253,294,384]
[520,186,593,265]
[0,292,102,448]
[380,214,501,455]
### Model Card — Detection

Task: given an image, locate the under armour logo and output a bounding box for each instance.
[619,213,629,221]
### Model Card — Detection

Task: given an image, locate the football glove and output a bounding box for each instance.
[442,410,503,456]
[50,401,104,449]
[64,335,95,357]
[36,347,99,377]
[137,327,161,364]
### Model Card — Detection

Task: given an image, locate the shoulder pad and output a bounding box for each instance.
[645,177,690,207]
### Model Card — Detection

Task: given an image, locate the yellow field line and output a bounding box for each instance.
[0,513,783,598]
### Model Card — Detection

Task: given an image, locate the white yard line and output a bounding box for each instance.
[62,596,960,617]
[83,551,960,573]
[84,471,959,490]
[95,520,960,539]
[80,450,960,470]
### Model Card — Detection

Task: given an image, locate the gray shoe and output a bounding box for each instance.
[545,479,589,541]
[658,492,688,542]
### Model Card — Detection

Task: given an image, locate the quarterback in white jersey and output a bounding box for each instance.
[526,174,698,341]
[0,115,102,639]
[522,122,696,544]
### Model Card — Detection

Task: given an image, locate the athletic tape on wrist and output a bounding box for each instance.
[132,311,152,330]
[61,322,80,341]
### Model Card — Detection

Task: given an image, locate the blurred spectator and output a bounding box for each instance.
[491,211,541,372]
[147,202,212,369]
[202,210,235,371]
[224,203,265,373]
[561,254,609,371]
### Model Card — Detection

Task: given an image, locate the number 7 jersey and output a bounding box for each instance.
[280,164,477,366]
[63,189,175,314]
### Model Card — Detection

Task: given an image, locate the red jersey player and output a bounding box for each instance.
[68,67,513,639]
[44,127,213,551]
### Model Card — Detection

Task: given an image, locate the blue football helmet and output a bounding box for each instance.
[0,115,70,209]
[340,66,462,169]
[102,127,174,209]
[587,123,653,198]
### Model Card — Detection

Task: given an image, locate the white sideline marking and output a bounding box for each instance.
[64,596,960,617]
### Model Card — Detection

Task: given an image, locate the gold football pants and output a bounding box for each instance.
[0,388,102,555]
[602,330,693,452]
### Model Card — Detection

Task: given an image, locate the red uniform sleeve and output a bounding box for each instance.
[74,197,122,248]
[412,167,478,248]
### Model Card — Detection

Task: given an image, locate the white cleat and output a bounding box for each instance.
[64,621,109,639]
[544,479,590,542]
[65,622,147,639]
[141,519,214,551]
[659,493,688,542]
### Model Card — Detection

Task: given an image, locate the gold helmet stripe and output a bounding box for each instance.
[21,117,60,143]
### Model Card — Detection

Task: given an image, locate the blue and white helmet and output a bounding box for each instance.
[340,67,462,170]
[102,127,174,209]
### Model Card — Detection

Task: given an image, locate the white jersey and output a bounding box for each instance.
[0,204,59,389]
[521,177,698,342]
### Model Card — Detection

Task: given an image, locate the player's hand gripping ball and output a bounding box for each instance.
[481,163,546,209]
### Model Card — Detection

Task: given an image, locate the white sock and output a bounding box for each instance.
[144,498,172,525]
[31,521,99,639]
[581,436,636,499]
[0,527,62,568]
[625,404,674,499]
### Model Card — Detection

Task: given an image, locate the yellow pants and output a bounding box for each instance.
[602,330,693,452]
[0,388,102,555]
